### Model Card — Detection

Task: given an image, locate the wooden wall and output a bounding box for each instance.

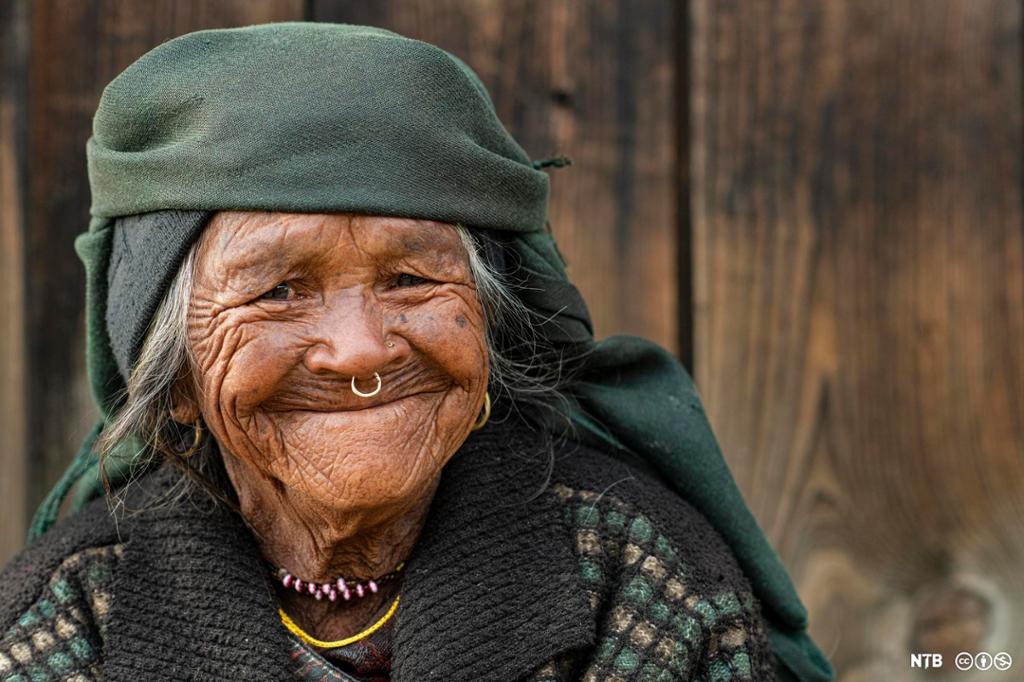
[691,2,1024,679]
[1,2,1021,679]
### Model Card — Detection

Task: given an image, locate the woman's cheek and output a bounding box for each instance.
[199,317,307,419]
[398,290,487,388]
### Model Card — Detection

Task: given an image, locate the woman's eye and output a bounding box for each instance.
[396,273,428,287]
[260,282,294,301]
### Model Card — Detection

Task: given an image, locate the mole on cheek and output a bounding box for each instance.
[399,313,408,323]
[455,315,467,328]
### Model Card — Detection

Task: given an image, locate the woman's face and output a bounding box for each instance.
[182,211,488,519]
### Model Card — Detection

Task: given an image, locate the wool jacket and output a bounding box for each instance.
[2,411,778,681]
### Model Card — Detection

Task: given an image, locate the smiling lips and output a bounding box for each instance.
[260,389,443,414]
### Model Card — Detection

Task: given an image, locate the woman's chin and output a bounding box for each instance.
[269,415,454,508]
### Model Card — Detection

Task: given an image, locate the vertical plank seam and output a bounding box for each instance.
[676,0,694,372]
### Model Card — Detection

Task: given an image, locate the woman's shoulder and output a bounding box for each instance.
[539,439,778,681]
[0,496,123,680]
[547,438,753,587]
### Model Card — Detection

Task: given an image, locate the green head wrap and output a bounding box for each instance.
[30,22,832,681]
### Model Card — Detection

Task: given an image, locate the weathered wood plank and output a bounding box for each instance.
[312,0,680,353]
[691,0,1024,677]
[18,0,304,552]
[0,0,30,565]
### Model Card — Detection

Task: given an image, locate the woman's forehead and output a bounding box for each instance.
[199,211,464,265]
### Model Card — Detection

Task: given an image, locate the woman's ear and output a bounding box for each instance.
[168,378,200,424]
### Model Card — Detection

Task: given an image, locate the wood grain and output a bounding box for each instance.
[0,0,29,564]
[690,1,1024,679]
[8,0,303,562]
[312,0,680,353]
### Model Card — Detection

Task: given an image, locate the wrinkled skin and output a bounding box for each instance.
[172,211,488,638]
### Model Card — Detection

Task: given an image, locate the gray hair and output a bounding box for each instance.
[97,223,574,501]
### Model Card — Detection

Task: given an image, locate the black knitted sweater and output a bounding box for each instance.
[0,411,776,681]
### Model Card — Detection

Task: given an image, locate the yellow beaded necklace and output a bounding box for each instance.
[279,593,400,649]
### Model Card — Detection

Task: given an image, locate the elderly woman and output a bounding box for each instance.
[0,22,832,682]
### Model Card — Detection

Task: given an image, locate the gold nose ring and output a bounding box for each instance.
[351,372,382,398]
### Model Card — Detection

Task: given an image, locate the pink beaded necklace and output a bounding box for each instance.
[272,561,404,602]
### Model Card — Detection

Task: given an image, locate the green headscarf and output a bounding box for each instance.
[30,22,832,681]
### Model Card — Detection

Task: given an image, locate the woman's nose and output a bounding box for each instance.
[302,289,401,378]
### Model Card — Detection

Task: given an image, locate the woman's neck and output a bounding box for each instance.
[262,497,428,640]
[226,453,440,576]
[223,458,441,639]
[257,499,429,581]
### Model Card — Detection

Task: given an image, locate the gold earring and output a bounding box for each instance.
[181,419,205,458]
[471,392,491,431]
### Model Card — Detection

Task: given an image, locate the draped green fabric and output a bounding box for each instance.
[30,22,832,681]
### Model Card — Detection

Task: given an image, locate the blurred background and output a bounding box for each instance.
[1,1,1022,680]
